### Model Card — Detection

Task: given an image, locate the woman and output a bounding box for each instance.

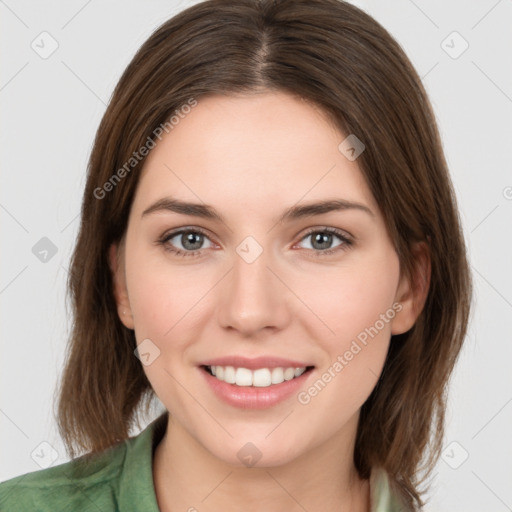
[0,0,471,510]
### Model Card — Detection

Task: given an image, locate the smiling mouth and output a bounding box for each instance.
[200,364,315,387]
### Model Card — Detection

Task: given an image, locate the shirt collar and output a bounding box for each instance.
[118,410,168,511]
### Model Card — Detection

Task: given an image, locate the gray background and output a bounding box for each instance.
[1,0,511,510]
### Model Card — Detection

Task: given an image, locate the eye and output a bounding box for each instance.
[158,228,214,257]
[157,226,353,258]
[295,227,353,257]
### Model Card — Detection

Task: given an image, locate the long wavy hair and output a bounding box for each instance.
[55,0,472,509]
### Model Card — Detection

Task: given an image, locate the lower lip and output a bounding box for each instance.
[199,366,314,409]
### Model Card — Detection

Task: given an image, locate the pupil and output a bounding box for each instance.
[183,232,203,250]
[313,232,332,250]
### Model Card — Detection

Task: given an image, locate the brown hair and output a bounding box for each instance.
[55,0,472,508]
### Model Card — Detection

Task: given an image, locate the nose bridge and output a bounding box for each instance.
[233,240,272,296]
[218,236,288,333]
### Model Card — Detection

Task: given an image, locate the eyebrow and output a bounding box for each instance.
[141,197,374,223]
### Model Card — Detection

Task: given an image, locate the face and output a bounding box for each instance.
[110,91,421,468]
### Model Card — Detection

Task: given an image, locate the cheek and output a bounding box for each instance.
[124,248,209,409]
[295,260,400,418]
[124,246,220,400]
[126,247,213,338]
[302,250,400,376]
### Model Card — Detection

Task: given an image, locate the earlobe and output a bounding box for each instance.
[108,242,135,330]
[390,242,431,335]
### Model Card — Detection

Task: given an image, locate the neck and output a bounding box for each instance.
[152,414,370,512]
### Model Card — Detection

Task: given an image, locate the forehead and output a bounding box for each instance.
[132,91,378,218]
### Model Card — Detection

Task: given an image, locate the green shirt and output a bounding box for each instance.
[0,412,409,511]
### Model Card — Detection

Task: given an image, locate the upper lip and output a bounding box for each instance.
[199,356,314,370]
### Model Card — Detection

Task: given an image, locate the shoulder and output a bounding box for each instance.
[0,412,168,512]
[0,440,127,512]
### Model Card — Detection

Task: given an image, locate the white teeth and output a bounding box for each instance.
[252,368,272,387]
[271,367,284,384]
[284,368,295,381]
[224,366,236,384]
[294,367,306,377]
[207,365,308,387]
[235,367,253,386]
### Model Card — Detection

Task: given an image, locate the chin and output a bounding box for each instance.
[202,432,305,470]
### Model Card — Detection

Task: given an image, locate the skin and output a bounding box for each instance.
[110,91,430,512]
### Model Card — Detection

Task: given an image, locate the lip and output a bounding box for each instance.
[199,365,315,409]
[199,355,313,370]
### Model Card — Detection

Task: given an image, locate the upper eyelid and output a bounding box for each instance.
[299,226,352,239]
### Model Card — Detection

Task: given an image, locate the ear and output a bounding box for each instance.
[390,241,431,335]
[108,240,135,330]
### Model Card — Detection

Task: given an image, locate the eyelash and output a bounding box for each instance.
[157,226,353,258]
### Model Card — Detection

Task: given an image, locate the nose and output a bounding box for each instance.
[216,243,291,336]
